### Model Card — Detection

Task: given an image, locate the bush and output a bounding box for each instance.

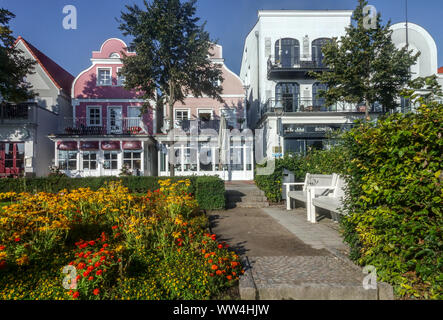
[341,102,442,300]
[255,146,349,203]
[195,176,226,210]
[0,176,224,211]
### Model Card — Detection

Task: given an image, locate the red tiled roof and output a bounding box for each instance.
[438,67,443,74]
[14,36,74,95]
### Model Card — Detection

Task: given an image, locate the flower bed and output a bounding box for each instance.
[0,179,242,300]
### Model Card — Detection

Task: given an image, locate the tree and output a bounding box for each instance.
[0,8,36,104]
[312,0,419,119]
[118,0,224,176]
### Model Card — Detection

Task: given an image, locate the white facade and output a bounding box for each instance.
[240,10,367,158]
[240,11,442,159]
[0,38,73,177]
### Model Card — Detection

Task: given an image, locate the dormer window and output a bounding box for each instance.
[97,68,111,86]
[110,52,120,58]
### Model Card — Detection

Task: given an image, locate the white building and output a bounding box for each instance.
[240,11,442,158]
[0,37,73,177]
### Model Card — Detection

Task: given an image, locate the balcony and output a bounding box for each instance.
[267,55,328,80]
[59,117,149,136]
[261,98,382,118]
[0,103,36,124]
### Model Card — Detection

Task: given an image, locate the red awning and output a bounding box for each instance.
[101,141,121,151]
[122,141,142,150]
[58,141,78,151]
[80,141,99,151]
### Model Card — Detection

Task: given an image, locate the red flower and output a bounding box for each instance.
[112,226,118,230]
[83,271,90,277]
[93,289,100,296]
[77,263,85,270]
[211,265,218,270]
[209,273,214,277]
[211,234,216,241]
[216,270,222,276]
[88,241,95,246]
[0,246,5,251]
[218,244,223,249]
[73,292,80,299]
[14,238,21,242]
[88,276,93,281]
[96,270,103,276]
[227,275,233,280]
[94,261,101,268]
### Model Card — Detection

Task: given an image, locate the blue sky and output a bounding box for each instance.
[3,0,442,76]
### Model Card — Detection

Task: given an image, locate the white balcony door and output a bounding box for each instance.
[108,106,122,134]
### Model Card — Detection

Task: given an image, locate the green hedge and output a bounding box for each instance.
[341,102,442,300]
[0,176,225,211]
[255,146,348,203]
[194,176,226,211]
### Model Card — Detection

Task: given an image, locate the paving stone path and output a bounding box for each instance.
[209,185,394,300]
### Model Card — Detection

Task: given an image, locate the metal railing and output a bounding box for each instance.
[60,117,148,135]
[0,103,35,124]
[261,98,382,117]
[267,55,327,70]
[172,119,242,132]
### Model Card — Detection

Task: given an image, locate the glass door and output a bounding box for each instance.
[276,83,300,112]
[0,143,25,176]
[108,107,122,134]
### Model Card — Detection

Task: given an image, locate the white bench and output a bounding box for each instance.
[284,173,338,223]
[312,176,348,223]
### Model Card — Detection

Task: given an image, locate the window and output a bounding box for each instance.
[58,151,78,171]
[104,151,118,170]
[198,109,212,121]
[97,68,111,86]
[175,110,189,121]
[123,151,142,171]
[110,52,120,58]
[82,152,97,170]
[87,106,102,126]
[117,68,125,86]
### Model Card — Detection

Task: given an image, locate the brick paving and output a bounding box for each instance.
[209,194,393,300]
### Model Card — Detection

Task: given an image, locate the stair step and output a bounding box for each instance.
[227,202,270,209]
[227,196,268,202]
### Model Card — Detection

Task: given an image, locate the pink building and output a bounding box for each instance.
[50,38,157,177]
[156,44,254,181]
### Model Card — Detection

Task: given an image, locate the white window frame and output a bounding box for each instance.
[81,151,99,171]
[97,67,112,86]
[86,106,102,127]
[103,151,119,171]
[117,67,125,86]
[175,109,190,122]
[58,150,78,171]
[197,108,214,121]
[123,150,143,172]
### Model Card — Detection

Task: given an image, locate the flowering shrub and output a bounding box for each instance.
[0,179,243,300]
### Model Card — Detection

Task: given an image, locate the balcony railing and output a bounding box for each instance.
[267,55,328,80]
[261,98,382,117]
[59,117,148,135]
[0,103,36,124]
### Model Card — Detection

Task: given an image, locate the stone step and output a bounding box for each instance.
[227,202,270,209]
[240,256,394,300]
[225,190,266,197]
[227,195,268,203]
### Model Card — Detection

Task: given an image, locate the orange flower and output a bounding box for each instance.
[227,275,233,280]
[216,270,222,275]
[211,265,218,270]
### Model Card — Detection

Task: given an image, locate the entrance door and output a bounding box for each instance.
[108,107,122,134]
[276,83,300,112]
[275,38,300,68]
[0,142,25,177]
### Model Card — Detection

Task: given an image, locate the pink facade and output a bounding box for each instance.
[72,38,154,135]
[166,44,245,123]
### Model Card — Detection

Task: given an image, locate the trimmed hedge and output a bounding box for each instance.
[0,176,225,211]
[195,176,226,211]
